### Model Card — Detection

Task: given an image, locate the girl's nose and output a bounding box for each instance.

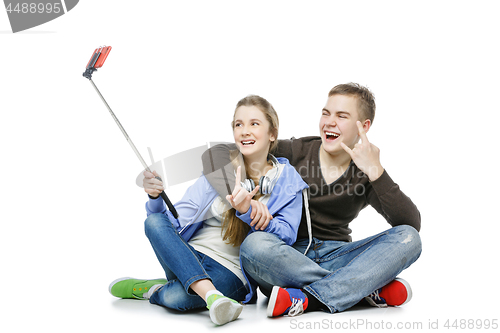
[242,125,251,135]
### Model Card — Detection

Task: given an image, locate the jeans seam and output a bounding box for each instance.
[164,217,211,290]
[225,284,248,302]
[316,231,388,263]
[184,273,212,293]
[327,243,374,278]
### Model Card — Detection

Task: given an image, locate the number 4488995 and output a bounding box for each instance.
[444,319,498,330]
[6,3,61,14]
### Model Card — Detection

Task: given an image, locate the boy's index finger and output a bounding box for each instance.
[340,142,354,158]
[357,121,369,143]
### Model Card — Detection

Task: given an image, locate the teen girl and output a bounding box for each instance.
[109,95,308,325]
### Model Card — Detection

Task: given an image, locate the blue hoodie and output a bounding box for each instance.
[145,157,308,303]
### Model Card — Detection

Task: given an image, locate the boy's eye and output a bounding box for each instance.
[235,123,242,127]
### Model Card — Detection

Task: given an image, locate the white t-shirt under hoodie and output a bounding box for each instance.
[188,163,283,285]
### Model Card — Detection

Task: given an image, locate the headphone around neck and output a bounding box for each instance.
[240,154,280,195]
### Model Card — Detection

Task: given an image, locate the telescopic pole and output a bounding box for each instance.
[87,78,179,219]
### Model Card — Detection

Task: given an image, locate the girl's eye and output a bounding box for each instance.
[252,122,259,126]
[235,123,242,127]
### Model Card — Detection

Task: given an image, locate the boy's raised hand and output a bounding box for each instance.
[226,166,260,215]
[340,121,384,181]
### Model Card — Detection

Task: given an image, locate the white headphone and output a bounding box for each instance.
[240,155,280,195]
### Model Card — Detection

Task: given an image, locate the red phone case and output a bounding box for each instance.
[94,46,112,68]
[86,46,112,69]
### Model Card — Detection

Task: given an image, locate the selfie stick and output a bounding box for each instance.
[83,46,179,219]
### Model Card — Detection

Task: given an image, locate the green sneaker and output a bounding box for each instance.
[206,294,243,325]
[108,277,167,300]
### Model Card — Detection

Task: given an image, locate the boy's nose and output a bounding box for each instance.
[326,118,337,126]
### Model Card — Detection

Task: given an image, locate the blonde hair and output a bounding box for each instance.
[222,95,279,246]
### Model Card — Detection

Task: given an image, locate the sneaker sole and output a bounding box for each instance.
[209,298,243,325]
[394,278,412,306]
[267,286,280,317]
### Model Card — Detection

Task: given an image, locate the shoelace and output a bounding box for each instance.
[288,298,304,316]
[370,289,382,302]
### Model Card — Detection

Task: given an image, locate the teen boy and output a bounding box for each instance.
[202,83,421,316]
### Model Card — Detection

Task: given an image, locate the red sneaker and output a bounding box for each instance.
[365,278,412,307]
[267,286,309,317]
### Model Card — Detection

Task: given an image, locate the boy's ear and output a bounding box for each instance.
[362,119,372,133]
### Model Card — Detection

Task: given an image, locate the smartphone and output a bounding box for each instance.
[86,46,112,70]
[94,46,112,68]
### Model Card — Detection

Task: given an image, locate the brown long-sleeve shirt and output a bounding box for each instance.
[202,136,421,242]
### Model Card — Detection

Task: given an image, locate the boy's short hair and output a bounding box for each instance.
[328,83,376,124]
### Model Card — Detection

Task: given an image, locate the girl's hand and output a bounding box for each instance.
[249,199,273,230]
[226,166,260,214]
[143,170,164,198]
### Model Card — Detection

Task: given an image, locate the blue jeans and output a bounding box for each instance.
[144,213,247,311]
[240,225,422,313]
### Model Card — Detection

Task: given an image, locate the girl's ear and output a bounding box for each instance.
[270,129,277,142]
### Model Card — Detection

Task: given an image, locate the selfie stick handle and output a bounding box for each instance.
[88,78,179,219]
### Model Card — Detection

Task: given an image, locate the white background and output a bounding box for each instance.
[1,1,499,332]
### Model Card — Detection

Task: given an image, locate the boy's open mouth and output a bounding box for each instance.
[241,140,255,146]
[325,131,340,141]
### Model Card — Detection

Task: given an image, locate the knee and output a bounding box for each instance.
[144,213,173,238]
[160,293,191,312]
[392,225,422,258]
[240,232,282,263]
[153,282,201,312]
